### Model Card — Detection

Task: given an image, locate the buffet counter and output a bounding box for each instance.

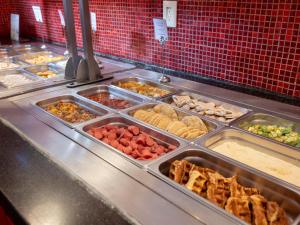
[0,43,135,99]
[0,68,300,225]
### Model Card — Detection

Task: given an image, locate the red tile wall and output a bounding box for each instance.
[2,1,300,98]
[0,0,17,38]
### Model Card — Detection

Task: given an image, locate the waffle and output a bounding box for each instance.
[207,172,235,208]
[225,196,251,223]
[169,160,195,184]
[185,170,208,197]
[168,160,289,225]
[266,201,289,225]
[250,195,268,225]
[230,178,259,198]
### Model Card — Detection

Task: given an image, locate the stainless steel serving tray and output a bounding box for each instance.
[76,85,148,112]
[148,147,300,225]
[12,45,43,55]
[24,64,64,80]
[35,95,109,128]
[233,112,300,150]
[160,90,251,125]
[0,69,40,89]
[76,114,186,168]
[111,77,178,99]
[0,57,27,71]
[122,103,220,143]
[15,51,65,65]
[198,128,300,190]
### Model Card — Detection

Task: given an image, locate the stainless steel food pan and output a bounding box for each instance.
[233,112,300,150]
[76,85,148,111]
[0,69,40,89]
[35,95,109,128]
[15,51,65,65]
[24,64,64,79]
[111,77,178,99]
[76,114,186,168]
[12,45,42,54]
[0,57,27,70]
[148,147,300,225]
[160,90,251,125]
[123,103,220,143]
[199,128,300,189]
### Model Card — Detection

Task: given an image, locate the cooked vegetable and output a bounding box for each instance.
[44,102,96,123]
[246,124,300,148]
[117,81,170,97]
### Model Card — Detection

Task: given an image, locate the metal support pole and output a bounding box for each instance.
[78,0,101,81]
[62,0,82,80]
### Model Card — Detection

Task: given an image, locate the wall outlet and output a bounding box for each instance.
[163,1,177,28]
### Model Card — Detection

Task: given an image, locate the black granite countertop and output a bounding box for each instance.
[0,121,132,225]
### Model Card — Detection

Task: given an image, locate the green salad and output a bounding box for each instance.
[246,124,300,148]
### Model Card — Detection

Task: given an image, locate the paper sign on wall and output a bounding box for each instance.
[90,12,97,32]
[10,14,20,41]
[58,10,65,27]
[153,18,168,41]
[32,6,43,22]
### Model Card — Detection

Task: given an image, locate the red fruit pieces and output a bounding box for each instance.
[110,140,119,148]
[87,129,94,136]
[105,125,118,131]
[116,127,125,136]
[136,134,146,145]
[128,125,140,135]
[123,130,133,140]
[107,132,117,141]
[87,123,176,161]
[123,146,133,155]
[120,138,130,147]
[146,136,155,147]
[94,131,103,140]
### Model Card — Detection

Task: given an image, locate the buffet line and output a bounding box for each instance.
[11,75,300,225]
[0,44,74,99]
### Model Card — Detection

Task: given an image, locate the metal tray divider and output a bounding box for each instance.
[120,102,223,144]
[74,114,188,168]
[147,146,300,225]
